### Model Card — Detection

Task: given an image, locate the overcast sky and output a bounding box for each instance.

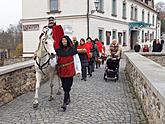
[0,0,164,30]
[0,0,22,30]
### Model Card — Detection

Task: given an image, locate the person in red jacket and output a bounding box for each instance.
[95,38,103,54]
[47,16,64,50]
[56,35,81,111]
[34,16,64,58]
[143,44,149,52]
[85,37,93,77]
[77,38,90,81]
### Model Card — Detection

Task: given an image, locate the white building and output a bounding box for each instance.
[21,0,160,57]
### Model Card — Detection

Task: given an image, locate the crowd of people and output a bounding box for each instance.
[35,16,122,111]
[134,38,164,52]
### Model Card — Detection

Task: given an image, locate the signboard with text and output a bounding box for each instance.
[23,24,39,31]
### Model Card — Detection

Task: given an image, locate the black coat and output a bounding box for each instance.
[153,43,162,52]
[134,44,141,52]
[78,53,89,67]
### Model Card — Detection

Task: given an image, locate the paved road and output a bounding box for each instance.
[0,59,147,124]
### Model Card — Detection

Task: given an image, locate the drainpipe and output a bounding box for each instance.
[87,0,89,37]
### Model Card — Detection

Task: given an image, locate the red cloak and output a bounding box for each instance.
[52,25,64,50]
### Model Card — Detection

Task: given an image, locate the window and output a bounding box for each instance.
[122,2,126,19]
[130,5,133,20]
[123,31,127,46]
[99,0,104,11]
[150,32,154,42]
[145,31,149,42]
[118,32,122,45]
[112,30,117,39]
[112,0,117,16]
[152,15,155,26]
[147,31,150,41]
[148,12,150,24]
[50,0,58,11]
[142,10,144,22]
[135,7,138,20]
[106,31,111,45]
[142,30,144,43]
[145,0,148,4]
[99,29,103,42]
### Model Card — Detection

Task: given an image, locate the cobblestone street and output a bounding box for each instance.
[0,59,147,124]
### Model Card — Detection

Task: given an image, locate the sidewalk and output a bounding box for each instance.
[0,58,147,124]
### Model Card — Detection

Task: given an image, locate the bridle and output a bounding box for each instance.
[35,26,55,75]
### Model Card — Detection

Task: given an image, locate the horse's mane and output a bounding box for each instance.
[36,35,45,58]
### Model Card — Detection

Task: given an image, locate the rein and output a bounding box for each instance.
[36,57,50,75]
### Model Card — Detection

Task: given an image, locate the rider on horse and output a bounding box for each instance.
[34,16,64,59]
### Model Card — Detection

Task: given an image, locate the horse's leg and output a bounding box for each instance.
[33,71,42,108]
[48,71,54,101]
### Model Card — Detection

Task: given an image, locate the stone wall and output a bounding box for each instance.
[125,53,165,124]
[0,60,36,106]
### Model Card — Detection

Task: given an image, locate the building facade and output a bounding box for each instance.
[22,0,160,57]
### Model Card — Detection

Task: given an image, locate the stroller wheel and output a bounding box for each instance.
[116,74,119,80]
[104,74,107,82]
[103,73,106,79]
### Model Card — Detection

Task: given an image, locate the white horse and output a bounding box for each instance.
[33,26,61,108]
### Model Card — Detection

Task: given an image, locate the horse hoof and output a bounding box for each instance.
[48,96,53,101]
[33,103,39,108]
[57,91,62,95]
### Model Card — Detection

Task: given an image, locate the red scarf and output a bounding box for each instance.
[77,44,90,60]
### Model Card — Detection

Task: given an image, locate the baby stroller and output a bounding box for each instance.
[103,56,119,81]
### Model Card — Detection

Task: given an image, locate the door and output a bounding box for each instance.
[130,30,138,49]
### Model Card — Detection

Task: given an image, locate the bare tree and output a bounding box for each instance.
[0,22,23,57]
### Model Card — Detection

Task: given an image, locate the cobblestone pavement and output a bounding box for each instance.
[0,59,147,124]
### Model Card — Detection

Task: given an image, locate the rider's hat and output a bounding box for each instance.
[48,16,55,20]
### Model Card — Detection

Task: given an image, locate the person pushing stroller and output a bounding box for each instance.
[104,39,122,81]
[109,39,122,60]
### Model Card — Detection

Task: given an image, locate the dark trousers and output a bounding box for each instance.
[91,61,95,72]
[82,66,87,79]
[60,77,73,103]
[88,64,92,75]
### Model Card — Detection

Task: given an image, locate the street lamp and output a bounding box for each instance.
[91,0,100,14]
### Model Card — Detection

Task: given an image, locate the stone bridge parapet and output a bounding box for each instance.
[125,52,165,124]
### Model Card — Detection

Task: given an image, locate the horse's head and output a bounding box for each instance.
[41,35,56,58]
